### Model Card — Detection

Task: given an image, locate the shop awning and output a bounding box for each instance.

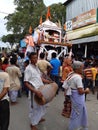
[71,35,98,44]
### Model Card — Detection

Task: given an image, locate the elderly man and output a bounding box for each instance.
[63,60,90,130]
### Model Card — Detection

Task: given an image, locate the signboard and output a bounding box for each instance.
[66,20,72,31]
[97,8,98,23]
[72,9,96,29]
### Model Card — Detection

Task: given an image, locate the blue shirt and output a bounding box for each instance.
[50,58,61,76]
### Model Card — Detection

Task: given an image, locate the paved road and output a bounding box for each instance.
[9,91,98,130]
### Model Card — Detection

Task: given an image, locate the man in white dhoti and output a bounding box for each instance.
[24,52,52,130]
[63,61,90,130]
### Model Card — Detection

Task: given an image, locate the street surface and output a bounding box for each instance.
[9,90,98,130]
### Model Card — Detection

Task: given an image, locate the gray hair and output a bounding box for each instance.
[72,60,83,70]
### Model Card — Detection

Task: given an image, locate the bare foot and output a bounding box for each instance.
[39,118,46,123]
[11,102,18,105]
[30,125,38,130]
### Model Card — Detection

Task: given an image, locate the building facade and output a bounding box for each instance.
[64,0,98,58]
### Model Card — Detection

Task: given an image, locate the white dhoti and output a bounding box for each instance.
[29,98,47,125]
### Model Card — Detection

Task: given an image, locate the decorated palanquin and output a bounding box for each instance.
[22,7,72,57]
[37,19,72,47]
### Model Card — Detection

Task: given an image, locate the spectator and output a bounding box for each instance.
[61,55,73,82]
[37,52,52,75]
[2,57,10,71]
[17,52,25,94]
[5,57,22,105]
[24,59,30,97]
[0,58,10,130]
[61,55,73,117]
[47,47,57,61]
[84,63,97,94]
[50,52,61,94]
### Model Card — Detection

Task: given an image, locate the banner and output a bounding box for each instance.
[72,9,96,29]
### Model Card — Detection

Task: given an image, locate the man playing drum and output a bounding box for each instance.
[24,52,55,130]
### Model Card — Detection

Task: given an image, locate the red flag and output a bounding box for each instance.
[39,16,42,25]
[46,6,51,20]
[64,24,66,31]
[29,26,33,34]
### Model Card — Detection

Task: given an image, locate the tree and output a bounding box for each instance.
[5,0,46,34]
[3,0,66,43]
[1,34,21,46]
[49,3,66,24]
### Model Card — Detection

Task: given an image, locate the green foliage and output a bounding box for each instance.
[2,34,15,44]
[50,3,66,23]
[3,0,66,43]
[2,33,24,44]
[5,0,45,35]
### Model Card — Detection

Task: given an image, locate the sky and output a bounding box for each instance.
[43,0,66,6]
[0,0,66,38]
[0,0,16,38]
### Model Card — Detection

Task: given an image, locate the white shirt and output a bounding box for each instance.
[62,73,83,95]
[0,72,10,101]
[24,64,44,89]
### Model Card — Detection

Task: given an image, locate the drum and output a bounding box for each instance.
[34,82,58,105]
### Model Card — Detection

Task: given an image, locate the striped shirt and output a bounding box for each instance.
[84,68,93,79]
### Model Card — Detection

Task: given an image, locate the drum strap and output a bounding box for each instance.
[31,91,33,108]
[29,82,34,108]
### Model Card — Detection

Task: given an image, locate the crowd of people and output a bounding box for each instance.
[0,46,98,130]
